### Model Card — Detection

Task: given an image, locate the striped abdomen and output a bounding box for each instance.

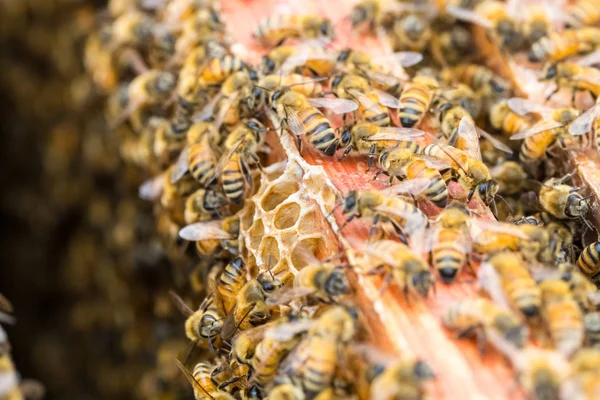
[406,159,448,208]
[529,31,591,62]
[398,82,433,127]
[302,335,336,394]
[500,267,541,318]
[433,228,466,282]
[578,241,600,284]
[519,130,556,163]
[221,152,247,203]
[585,312,600,348]
[544,300,584,355]
[192,362,218,397]
[200,56,247,84]
[566,0,600,28]
[361,91,390,126]
[252,337,292,387]
[189,136,217,186]
[297,105,338,156]
[217,258,246,313]
[253,15,301,44]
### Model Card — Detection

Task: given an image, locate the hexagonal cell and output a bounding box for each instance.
[298,209,318,235]
[274,202,301,230]
[290,237,327,270]
[261,180,299,212]
[248,218,264,249]
[259,236,280,268]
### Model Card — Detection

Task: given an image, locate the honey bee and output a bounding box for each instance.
[348,0,382,29]
[566,348,600,399]
[341,189,428,241]
[479,251,541,319]
[265,383,305,400]
[171,121,219,186]
[507,98,581,163]
[376,148,451,208]
[490,161,527,196]
[539,279,584,356]
[392,14,432,52]
[584,312,600,348]
[443,297,527,353]
[398,73,440,127]
[110,10,154,51]
[112,69,176,128]
[475,0,525,51]
[518,3,555,45]
[569,94,600,153]
[169,291,225,347]
[528,28,600,62]
[554,263,597,312]
[253,14,335,47]
[0,352,21,400]
[270,87,358,156]
[539,60,600,102]
[199,55,252,86]
[215,257,248,314]
[362,240,434,297]
[429,25,474,67]
[84,31,118,93]
[577,241,600,286]
[489,99,535,139]
[565,0,600,29]
[175,359,235,400]
[179,215,240,256]
[441,64,512,101]
[184,187,228,224]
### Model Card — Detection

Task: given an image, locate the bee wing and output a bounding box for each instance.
[476,126,513,154]
[266,287,317,306]
[361,68,405,87]
[372,88,402,109]
[373,205,426,234]
[213,91,240,131]
[283,105,306,138]
[179,220,234,241]
[576,49,600,67]
[469,219,529,242]
[168,291,195,317]
[346,88,383,113]
[138,173,165,200]
[351,343,399,366]
[509,120,565,140]
[478,262,512,311]
[446,5,494,29]
[366,127,425,141]
[363,240,405,268]
[382,178,432,197]
[457,117,482,161]
[507,97,554,117]
[308,97,358,114]
[420,155,452,170]
[175,359,216,399]
[409,224,435,255]
[421,130,470,173]
[170,146,190,183]
[569,104,600,136]
[372,51,423,68]
[0,311,15,325]
[0,368,18,396]
[194,92,224,122]
[264,320,314,341]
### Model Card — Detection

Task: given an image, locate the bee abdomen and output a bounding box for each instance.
[578,241,600,282]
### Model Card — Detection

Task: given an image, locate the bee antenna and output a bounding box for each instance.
[581,216,599,239]
[254,85,270,92]
[267,254,275,279]
[495,194,513,214]
[326,202,342,219]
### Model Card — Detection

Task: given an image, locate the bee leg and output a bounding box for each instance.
[373,170,389,181]
[367,144,377,169]
[339,214,357,232]
[544,86,559,103]
[379,273,393,295]
[390,221,408,244]
[369,215,381,240]
[341,145,353,158]
[218,376,243,390]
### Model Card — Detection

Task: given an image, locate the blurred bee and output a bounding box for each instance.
[199,55,253,86]
[175,359,235,400]
[479,251,541,319]
[109,10,154,51]
[149,29,177,68]
[84,31,118,93]
[265,383,304,400]
[528,28,600,62]
[217,257,248,314]
[565,0,600,29]
[430,25,474,67]
[539,59,600,102]
[539,279,584,356]
[567,348,600,399]
[474,0,525,52]
[270,87,357,156]
[171,122,219,186]
[489,99,535,139]
[518,4,554,45]
[443,297,527,353]
[253,14,335,46]
[362,240,434,297]
[436,83,482,119]
[584,312,600,348]
[569,91,600,153]
[262,44,335,77]
[441,64,512,101]
[184,187,228,224]
[0,352,21,400]
[341,189,428,241]
[179,215,240,256]
[554,263,597,311]
[376,148,451,208]
[338,122,424,164]
[577,241,600,286]
[491,161,527,196]
[112,69,176,129]
[398,72,440,127]
[392,14,432,52]
[348,0,382,29]
[507,98,581,164]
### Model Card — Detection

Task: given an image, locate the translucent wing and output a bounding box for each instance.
[351,343,398,366]
[264,319,314,340]
[213,91,240,130]
[476,127,513,154]
[175,359,215,399]
[363,240,407,268]
[346,88,382,113]
[373,205,427,234]
[283,106,306,137]
[138,173,165,201]
[194,92,223,122]
[478,262,512,310]
[507,97,553,116]
[0,311,15,325]
[168,291,194,317]
[373,88,402,109]
[446,5,494,29]
[569,104,600,136]
[361,68,405,87]
[469,219,530,241]
[266,287,317,306]
[509,120,565,140]
[308,97,358,114]
[0,293,13,314]
[382,178,432,197]
[576,49,600,67]
[373,51,423,67]
[179,220,234,241]
[365,127,425,141]
[0,371,18,398]
[170,146,190,183]
[457,117,482,161]
[420,154,452,170]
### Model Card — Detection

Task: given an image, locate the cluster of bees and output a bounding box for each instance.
[65,0,600,398]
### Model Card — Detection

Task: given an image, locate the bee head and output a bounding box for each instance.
[412,270,433,297]
[338,125,353,148]
[325,269,351,297]
[477,179,499,206]
[342,191,358,214]
[320,19,334,38]
[337,49,352,63]
[566,193,589,218]
[541,63,558,80]
[413,360,436,381]
[261,56,276,74]
[246,119,266,134]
